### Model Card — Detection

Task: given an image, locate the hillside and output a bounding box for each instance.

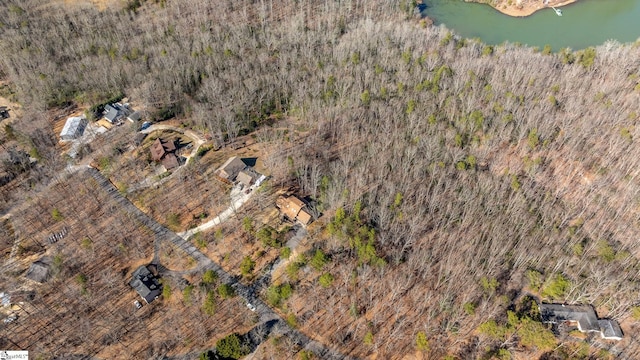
[2,0,640,359]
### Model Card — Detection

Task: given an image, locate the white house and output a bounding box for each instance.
[60,116,88,141]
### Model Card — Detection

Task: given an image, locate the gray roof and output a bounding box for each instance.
[25,260,50,283]
[127,111,141,122]
[134,132,147,146]
[129,265,162,303]
[540,304,599,331]
[540,303,623,340]
[598,319,623,339]
[104,106,120,123]
[60,116,87,140]
[216,156,246,181]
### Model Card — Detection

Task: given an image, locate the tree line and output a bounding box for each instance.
[3,0,640,358]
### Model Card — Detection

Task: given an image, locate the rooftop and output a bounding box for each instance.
[539,303,623,340]
[150,138,176,162]
[161,153,180,170]
[127,111,141,122]
[276,195,312,225]
[129,265,162,304]
[60,116,87,139]
[237,168,262,187]
[104,105,120,123]
[598,319,623,340]
[216,156,247,181]
[25,259,51,283]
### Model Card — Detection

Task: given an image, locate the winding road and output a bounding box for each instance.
[86,168,351,360]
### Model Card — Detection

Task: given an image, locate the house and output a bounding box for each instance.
[215,156,265,187]
[598,319,624,341]
[127,111,141,123]
[129,265,162,304]
[103,104,121,123]
[150,138,179,171]
[236,168,263,188]
[161,154,179,170]
[25,259,51,283]
[150,138,176,161]
[236,170,254,188]
[215,156,246,183]
[60,116,88,141]
[103,103,133,124]
[276,195,313,226]
[539,303,623,340]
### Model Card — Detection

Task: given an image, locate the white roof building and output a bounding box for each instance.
[60,116,88,141]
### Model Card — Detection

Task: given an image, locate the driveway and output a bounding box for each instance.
[87,168,350,360]
[178,175,267,240]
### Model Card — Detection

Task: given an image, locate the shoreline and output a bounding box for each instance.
[483,0,579,17]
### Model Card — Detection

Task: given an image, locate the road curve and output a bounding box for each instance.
[86,168,352,360]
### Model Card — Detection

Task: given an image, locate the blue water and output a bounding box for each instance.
[425,0,640,50]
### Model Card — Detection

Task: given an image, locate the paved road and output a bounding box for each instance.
[86,168,351,360]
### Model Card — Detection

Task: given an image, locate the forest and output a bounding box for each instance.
[2,0,640,359]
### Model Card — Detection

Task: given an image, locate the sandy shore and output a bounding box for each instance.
[487,0,578,17]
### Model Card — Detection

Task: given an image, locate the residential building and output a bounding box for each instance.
[539,303,623,340]
[129,265,162,304]
[150,138,176,161]
[60,116,88,141]
[161,154,179,170]
[103,104,121,123]
[150,138,179,171]
[103,103,133,124]
[215,156,246,183]
[127,111,141,123]
[276,195,313,226]
[236,170,254,188]
[25,259,50,283]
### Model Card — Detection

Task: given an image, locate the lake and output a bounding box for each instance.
[424,0,640,51]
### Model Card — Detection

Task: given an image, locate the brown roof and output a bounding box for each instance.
[288,197,305,211]
[276,195,311,225]
[297,209,312,225]
[162,153,179,170]
[150,138,166,161]
[216,157,246,180]
[163,138,176,152]
[150,138,176,162]
[236,170,254,187]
